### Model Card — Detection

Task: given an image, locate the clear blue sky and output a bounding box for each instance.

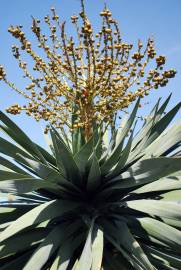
[0,0,181,147]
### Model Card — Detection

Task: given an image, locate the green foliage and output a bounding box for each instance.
[0,98,180,270]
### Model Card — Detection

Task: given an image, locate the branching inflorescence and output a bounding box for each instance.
[0,0,176,140]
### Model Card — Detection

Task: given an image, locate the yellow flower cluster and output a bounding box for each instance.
[0,66,6,80]
[0,0,176,139]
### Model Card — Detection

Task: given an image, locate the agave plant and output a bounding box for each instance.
[0,0,180,269]
[0,95,180,270]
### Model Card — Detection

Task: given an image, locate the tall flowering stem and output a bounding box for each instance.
[0,0,176,140]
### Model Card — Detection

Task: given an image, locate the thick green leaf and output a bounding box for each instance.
[128,102,161,163]
[50,130,67,176]
[91,226,104,270]
[101,98,140,175]
[0,111,47,164]
[0,228,49,258]
[0,156,28,174]
[1,129,52,169]
[135,217,181,252]
[74,136,94,175]
[100,134,117,165]
[144,121,181,158]
[71,259,79,270]
[0,177,61,195]
[104,249,133,270]
[0,170,29,180]
[0,207,32,224]
[0,222,12,232]
[23,225,63,270]
[131,99,160,154]
[160,190,181,201]
[155,94,172,121]
[105,228,144,270]
[102,128,109,150]
[50,233,84,270]
[0,137,32,160]
[24,221,81,270]
[143,245,181,269]
[94,129,104,160]
[44,131,55,155]
[107,127,134,179]
[60,128,72,151]
[87,152,101,191]
[0,249,34,270]
[0,207,17,214]
[76,127,102,175]
[71,104,81,151]
[131,172,181,194]
[160,218,181,229]
[108,220,154,270]
[148,256,179,270]
[35,143,56,166]
[145,102,181,147]
[109,157,181,189]
[72,128,85,155]
[15,154,79,192]
[131,95,172,151]
[50,130,81,186]
[0,199,79,242]
[124,216,171,248]
[75,220,94,270]
[127,200,181,220]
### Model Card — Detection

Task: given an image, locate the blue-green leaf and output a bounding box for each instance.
[0,199,79,242]
[101,98,140,176]
[50,130,81,186]
[87,152,101,191]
